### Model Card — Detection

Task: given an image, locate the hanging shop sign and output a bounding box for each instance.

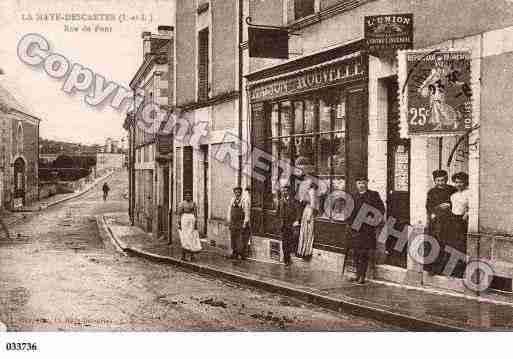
[249,54,365,102]
[365,13,413,55]
[397,49,473,137]
[248,26,289,59]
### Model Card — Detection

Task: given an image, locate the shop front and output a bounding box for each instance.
[246,41,369,264]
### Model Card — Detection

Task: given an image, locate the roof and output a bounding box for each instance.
[0,83,41,121]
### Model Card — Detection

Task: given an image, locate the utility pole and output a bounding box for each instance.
[237,0,244,188]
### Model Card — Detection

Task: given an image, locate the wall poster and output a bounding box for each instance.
[398,49,473,137]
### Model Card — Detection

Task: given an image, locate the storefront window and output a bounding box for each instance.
[254,91,348,221]
[294,101,303,134]
[304,99,315,133]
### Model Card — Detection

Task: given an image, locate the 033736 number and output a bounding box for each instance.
[5,342,38,351]
[409,107,429,126]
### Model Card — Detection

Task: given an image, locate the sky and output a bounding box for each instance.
[0,0,175,145]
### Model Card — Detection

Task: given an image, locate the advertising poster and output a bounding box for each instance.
[398,49,473,137]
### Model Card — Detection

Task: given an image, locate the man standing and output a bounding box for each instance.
[102,182,110,201]
[349,175,385,284]
[227,187,249,260]
[425,169,456,275]
[278,185,301,266]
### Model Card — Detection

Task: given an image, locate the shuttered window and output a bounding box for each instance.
[197,28,209,102]
[183,146,193,198]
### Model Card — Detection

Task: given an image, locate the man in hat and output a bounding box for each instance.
[227,186,249,260]
[278,185,301,266]
[425,169,456,275]
[349,175,385,284]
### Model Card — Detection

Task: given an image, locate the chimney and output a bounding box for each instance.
[157,25,174,38]
[142,31,152,57]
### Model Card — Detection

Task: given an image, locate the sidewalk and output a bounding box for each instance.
[13,170,114,212]
[100,212,513,331]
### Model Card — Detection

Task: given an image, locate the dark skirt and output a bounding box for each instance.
[447,214,468,278]
[350,226,377,252]
[425,213,467,277]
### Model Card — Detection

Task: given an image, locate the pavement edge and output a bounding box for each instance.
[98,215,466,332]
[97,215,127,256]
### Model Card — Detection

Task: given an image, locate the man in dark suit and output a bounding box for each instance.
[278,185,301,266]
[349,175,385,284]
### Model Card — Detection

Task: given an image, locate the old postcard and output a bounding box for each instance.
[1,0,513,356]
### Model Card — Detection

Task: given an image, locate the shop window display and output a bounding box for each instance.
[253,90,349,222]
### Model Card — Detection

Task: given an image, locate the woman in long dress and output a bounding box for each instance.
[177,191,202,261]
[296,179,319,259]
[449,172,470,278]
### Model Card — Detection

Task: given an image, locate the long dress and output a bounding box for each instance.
[177,201,202,252]
[425,184,457,274]
[448,189,469,277]
[296,186,318,257]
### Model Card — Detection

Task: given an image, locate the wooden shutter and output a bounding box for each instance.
[346,89,367,194]
[198,29,209,102]
[183,146,193,198]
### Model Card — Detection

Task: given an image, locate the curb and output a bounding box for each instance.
[96,215,127,256]
[100,216,466,332]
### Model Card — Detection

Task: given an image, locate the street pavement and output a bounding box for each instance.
[0,170,398,331]
[105,211,513,331]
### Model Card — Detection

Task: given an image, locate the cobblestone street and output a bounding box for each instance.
[0,170,397,331]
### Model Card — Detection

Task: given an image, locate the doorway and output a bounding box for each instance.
[200,145,209,238]
[13,157,26,206]
[385,77,409,268]
[161,166,169,236]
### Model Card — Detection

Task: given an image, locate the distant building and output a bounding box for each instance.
[111,139,120,153]
[105,137,113,153]
[96,152,125,172]
[0,84,40,209]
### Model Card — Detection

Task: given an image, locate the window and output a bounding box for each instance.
[0,146,5,168]
[16,122,23,154]
[252,90,348,221]
[294,0,315,20]
[197,28,209,102]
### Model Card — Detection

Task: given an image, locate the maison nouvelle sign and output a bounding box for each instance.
[249,54,365,102]
[365,13,413,54]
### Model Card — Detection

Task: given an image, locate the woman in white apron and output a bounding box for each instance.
[177,191,202,261]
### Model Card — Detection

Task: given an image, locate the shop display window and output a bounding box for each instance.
[253,90,349,222]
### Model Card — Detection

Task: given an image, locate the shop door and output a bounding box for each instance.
[386,78,409,268]
[146,170,153,233]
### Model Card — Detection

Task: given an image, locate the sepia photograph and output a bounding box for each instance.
[1,0,513,356]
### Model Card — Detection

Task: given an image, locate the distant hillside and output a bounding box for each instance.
[39,138,101,154]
